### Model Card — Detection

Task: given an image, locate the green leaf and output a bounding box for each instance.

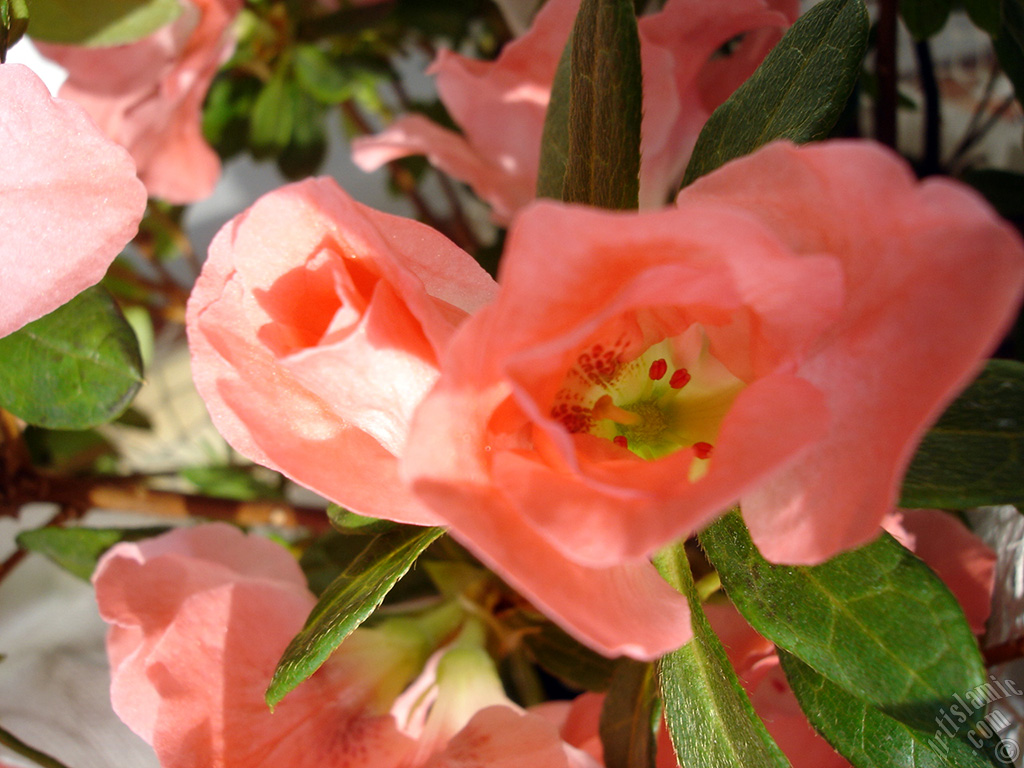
[181,466,282,501]
[654,543,792,768]
[682,0,869,186]
[780,651,1007,768]
[561,0,642,209]
[326,503,398,534]
[900,360,1024,508]
[994,17,1024,112]
[963,169,1024,220]
[25,0,181,46]
[0,287,143,430]
[1,0,30,53]
[277,87,327,179]
[900,0,952,40]
[962,0,1000,36]
[266,524,445,708]
[700,512,987,732]
[17,526,169,581]
[1005,0,1024,52]
[517,613,617,692]
[0,722,72,768]
[599,660,658,768]
[249,70,295,159]
[536,35,573,200]
[203,73,262,160]
[293,45,356,104]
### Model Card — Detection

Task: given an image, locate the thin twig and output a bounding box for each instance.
[10,474,331,533]
[914,39,941,175]
[874,0,899,148]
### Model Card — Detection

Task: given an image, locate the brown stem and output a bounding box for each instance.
[16,474,331,533]
[874,0,899,148]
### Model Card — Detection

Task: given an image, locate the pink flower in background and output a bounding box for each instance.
[95,524,599,768]
[36,0,242,204]
[352,0,797,220]
[0,63,146,338]
[186,177,497,527]
[403,140,1024,658]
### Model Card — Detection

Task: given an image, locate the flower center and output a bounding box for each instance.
[551,327,744,472]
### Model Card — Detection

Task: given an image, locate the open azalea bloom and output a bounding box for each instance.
[94,524,599,768]
[403,140,1024,658]
[186,177,497,526]
[352,0,798,220]
[0,63,146,338]
[36,0,241,204]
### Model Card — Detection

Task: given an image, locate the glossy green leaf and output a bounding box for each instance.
[654,543,792,768]
[0,287,143,429]
[780,652,1007,768]
[561,0,642,209]
[25,0,181,46]
[682,0,868,186]
[900,360,1024,508]
[536,35,572,200]
[700,512,986,732]
[17,526,169,581]
[599,660,658,768]
[266,525,445,708]
[899,0,952,40]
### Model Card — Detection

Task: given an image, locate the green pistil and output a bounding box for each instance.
[615,398,684,460]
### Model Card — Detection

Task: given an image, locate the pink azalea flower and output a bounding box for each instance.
[36,0,242,204]
[186,177,497,526]
[94,523,599,768]
[0,63,146,338]
[402,140,1024,658]
[351,0,798,220]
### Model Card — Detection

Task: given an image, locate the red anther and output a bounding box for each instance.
[649,358,668,380]
[670,369,691,389]
[613,435,628,448]
[693,441,713,459]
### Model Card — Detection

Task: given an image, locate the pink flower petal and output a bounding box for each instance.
[94,524,416,768]
[680,141,1024,564]
[353,0,796,219]
[37,0,241,204]
[0,64,146,337]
